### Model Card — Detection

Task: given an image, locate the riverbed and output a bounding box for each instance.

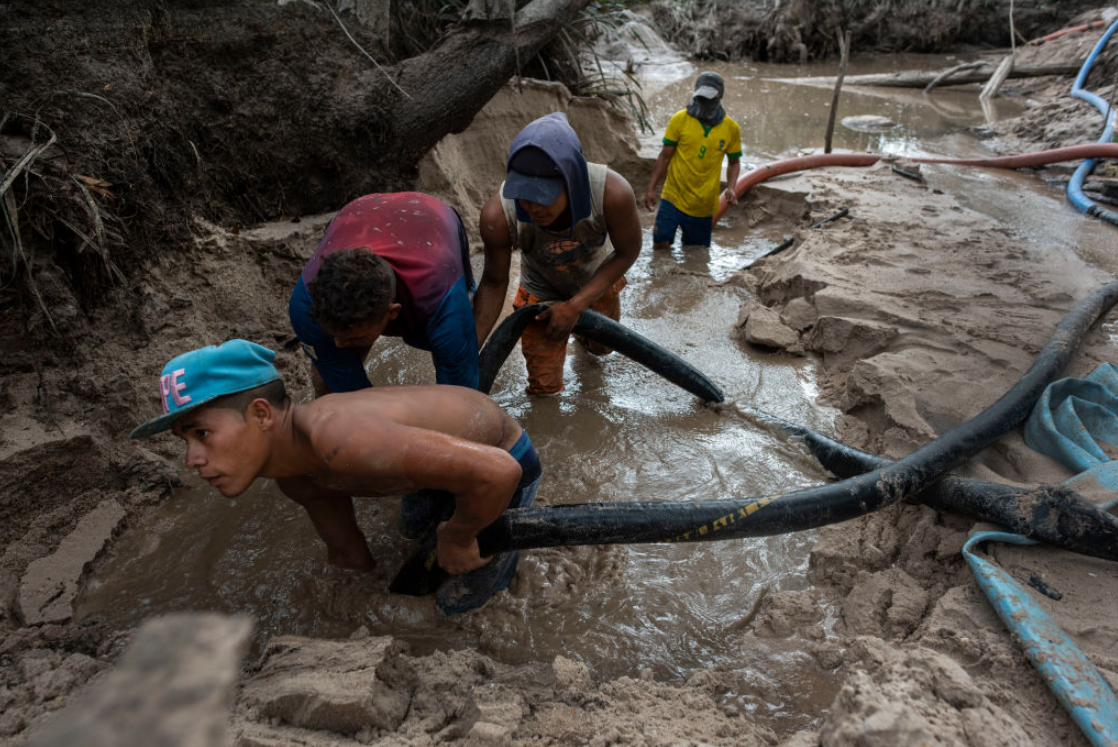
[74,46,1114,736]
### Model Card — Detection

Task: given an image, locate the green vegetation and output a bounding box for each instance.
[1,112,122,333]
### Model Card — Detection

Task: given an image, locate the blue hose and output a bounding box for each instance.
[961,361,1118,747]
[963,528,1118,747]
[1067,18,1118,226]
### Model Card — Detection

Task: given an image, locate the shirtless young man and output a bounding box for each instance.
[130,338,541,615]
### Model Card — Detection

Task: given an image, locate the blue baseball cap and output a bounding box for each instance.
[130,339,281,439]
[502,146,565,206]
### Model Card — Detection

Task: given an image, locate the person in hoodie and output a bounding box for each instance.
[644,72,742,251]
[474,112,642,396]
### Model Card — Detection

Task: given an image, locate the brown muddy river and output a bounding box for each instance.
[76,53,1113,730]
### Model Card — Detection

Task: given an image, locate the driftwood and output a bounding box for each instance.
[980,54,1016,99]
[924,61,985,93]
[980,0,1017,100]
[797,61,1082,89]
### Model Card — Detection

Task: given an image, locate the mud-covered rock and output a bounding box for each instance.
[805,316,898,370]
[840,568,929,641]
[751,589,825,639]
[18,499,125,626]
[780,297,817,332]
[740,305,800,351]
[240,635,416,736]
[821,637,1031,747]
[20,613,251,747]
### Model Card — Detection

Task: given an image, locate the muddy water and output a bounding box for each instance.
[78,54,1071,729]
[635,54,1026,161]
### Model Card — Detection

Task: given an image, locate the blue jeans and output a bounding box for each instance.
[289,275,479,392]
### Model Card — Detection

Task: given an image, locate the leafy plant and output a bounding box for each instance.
[0,111,123,334]
[550,2,655,132]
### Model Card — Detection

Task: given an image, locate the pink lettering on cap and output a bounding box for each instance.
[169,368,191,408]
[159,374,172,413]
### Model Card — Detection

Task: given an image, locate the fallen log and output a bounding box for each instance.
[790,61,1082,89]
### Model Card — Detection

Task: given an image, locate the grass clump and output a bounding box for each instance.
[1,111,124,335]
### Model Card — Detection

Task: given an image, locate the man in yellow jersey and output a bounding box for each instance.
[644,71,742,250]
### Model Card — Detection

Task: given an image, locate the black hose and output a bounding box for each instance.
[475,280,1118,551]
[478,304,724,402]
[390,281,1118,597]
[1087,204,1118,228]
[571,310,724,402]
[478,304,542,394]
[751,410,1118,562]
[891,166,924,182]
[748,207,851,266]
[482,279,1118,547]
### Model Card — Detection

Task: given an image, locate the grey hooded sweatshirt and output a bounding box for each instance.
[499,113,614,301]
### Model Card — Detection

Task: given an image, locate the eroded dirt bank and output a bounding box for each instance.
[5,8,1118,747]
[649,0,1103,63]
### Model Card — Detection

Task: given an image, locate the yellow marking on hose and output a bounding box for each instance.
[669,496,777,542]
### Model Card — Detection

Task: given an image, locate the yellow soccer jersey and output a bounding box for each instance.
[660,109,742,218]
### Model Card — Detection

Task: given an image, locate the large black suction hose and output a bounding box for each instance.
[474,280,1118,553]
[478,304,724,402]
[747,409,1118,562]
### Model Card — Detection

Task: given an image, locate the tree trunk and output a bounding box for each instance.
[388,0,593,168]
[1,0,591,282]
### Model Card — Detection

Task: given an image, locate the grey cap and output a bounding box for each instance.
[692,71,725,99]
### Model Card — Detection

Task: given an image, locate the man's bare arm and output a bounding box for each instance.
[474,192,514,348]
[277,476,375,570]
[317,417,522,574]
[644,144,676,211]
[723,156,741,208]
[536,169,643,339]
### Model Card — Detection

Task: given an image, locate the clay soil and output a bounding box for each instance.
[3,5,1118,747]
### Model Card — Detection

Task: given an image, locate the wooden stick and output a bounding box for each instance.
[980,0,1016,100]
[798,61,1079,89]
[924,61,985,94]
[980,54,1015,99]
[824,29,851,155]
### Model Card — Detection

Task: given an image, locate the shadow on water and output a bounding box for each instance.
[77,52,1065,731]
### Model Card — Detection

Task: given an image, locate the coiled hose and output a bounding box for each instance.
[1066,18,1118,226]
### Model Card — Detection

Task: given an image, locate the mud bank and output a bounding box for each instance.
[648,0,1103,63]
[724,24,1118,746]
[732,160,1118,746]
